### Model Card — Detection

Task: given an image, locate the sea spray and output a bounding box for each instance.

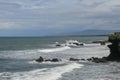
[0,63,83,80]
[38,46,71,53]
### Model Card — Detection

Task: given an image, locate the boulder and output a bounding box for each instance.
[36,56,44,62]
[69,58,80,61]
[87,57,107,63]
[44,59,51,62]
[100,42,106,45]
[80,58,85,61]
[51,58,60,62]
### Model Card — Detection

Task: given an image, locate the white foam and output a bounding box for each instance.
[38,46,71,53]
[0,63,83,80]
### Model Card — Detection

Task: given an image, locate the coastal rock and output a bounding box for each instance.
[80,59,85,61]
[44,59,51,62]
[36,57,62,62]
[36,56,44,62]
[92,40,108,45]
[69,58,80,61]
[51,58,60,62]
[107,32,120,61]
[100,42,106,45]
[87,57,107,63]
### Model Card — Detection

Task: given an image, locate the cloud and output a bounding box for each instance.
[0,21,22,30]
[0,0,120,36]
[0,2,21,10]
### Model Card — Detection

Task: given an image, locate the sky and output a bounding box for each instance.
[0,0,120,36]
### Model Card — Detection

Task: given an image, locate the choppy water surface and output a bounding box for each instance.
[0,36,120,80]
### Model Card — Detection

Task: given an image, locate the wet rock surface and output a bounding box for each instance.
[107,32,120,61]
[36,33,120,63]
[35,56,108,63]
[35,56,44,62]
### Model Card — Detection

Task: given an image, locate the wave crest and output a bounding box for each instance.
[0,63,83,80]
[38,46,71,53]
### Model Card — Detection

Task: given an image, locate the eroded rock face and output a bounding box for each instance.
[107,32,120,61]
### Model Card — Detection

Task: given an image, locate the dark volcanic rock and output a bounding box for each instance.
[107,32,120,61]
[69,58,80,61]
[100,42,106,45]
[92,40,108,45]
[51,58,60,62]
[36,56,44,62]
[87,57,107,63]
[80,59,85,61]
[44,59,51,62]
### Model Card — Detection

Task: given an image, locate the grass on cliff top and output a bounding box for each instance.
[109,33,120,40]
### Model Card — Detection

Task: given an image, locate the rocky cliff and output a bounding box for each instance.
[107,32,120,61]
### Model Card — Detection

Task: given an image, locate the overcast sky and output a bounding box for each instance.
[0,0,120,36]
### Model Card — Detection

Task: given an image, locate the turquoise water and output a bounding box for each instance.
[0,36,120,80]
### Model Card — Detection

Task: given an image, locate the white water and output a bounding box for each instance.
[0,63,83,80]
[0,43,109,60]
[38,46,71,53]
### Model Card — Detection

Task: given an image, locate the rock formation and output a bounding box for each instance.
[36,56,44,62]
[36,32,120,63]
[107,32,120,61]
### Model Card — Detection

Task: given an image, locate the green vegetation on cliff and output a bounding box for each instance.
[109,32,120,40]
[107,32,120,61]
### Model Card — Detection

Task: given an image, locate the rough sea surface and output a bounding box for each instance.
[0,36,120,80]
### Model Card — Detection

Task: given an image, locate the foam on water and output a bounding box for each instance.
[38,46,71,53]
[0,63,83,80]
[0,43,109,60]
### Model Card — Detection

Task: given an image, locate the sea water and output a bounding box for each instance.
[0,36,120,80]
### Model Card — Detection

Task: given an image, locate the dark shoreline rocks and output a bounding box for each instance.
[87,57,107,63]
[36,32,120,63]
[36,56,44,62]
[92,40,108,45]
[35,56,61,62]
[87,32,120,62]
[69,58,80,61]
[106,32,120,61]
[35,56,107,63]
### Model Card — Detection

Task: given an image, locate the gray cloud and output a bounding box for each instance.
[0,0,120,36]
[0,2,21,10]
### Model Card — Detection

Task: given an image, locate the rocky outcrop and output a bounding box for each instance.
[36,56,44,62]
[69,58,80,61]
[36,33,120,63]
[92,40,108,45]
[107,32,120,61]
[51,58,61,62]
[87,57,107,63]
[36,56,61,62]
[35,56,107,63]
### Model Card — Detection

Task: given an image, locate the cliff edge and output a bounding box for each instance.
[107,32,120,61]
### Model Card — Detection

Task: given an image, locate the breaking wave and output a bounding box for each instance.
[0,63,83,80]
[38,46,71,53]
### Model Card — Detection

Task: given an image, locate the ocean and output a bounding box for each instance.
[0,36,120,80]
